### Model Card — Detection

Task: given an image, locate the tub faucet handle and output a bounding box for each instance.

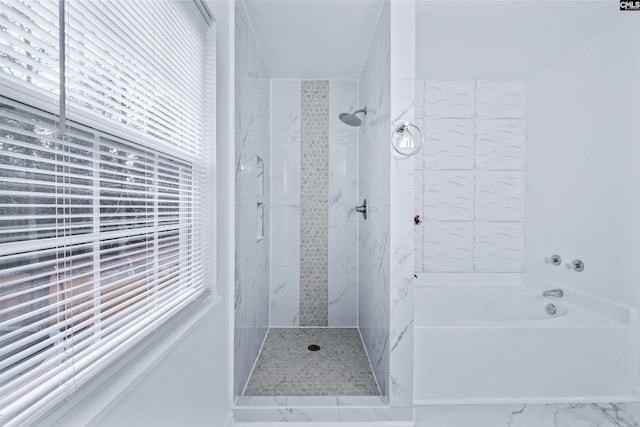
[565,259,584,272]
[544,255,562,266]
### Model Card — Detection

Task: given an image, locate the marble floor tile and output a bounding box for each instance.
[243,328,379,396]
[415,403,640,427]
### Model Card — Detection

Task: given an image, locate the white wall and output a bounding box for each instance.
[525,16,640,307]
[91,304,230,427]
[415,1,625,81]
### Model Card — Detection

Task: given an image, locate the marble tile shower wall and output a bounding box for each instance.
[414,80,526,273]
[270,80,358,327]
[234,2,271,396]
[388,0,416,412]
[327,81,359,326]
[270,80,302,327]
[357,0,391,398]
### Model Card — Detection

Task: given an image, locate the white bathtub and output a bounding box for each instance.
[413,274,639,404]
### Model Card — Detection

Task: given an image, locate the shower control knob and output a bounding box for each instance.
[355,199,367,220]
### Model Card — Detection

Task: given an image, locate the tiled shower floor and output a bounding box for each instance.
[242,328,380,396]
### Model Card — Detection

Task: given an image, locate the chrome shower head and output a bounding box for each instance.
[339,107,367,126]
[339,112,361,126]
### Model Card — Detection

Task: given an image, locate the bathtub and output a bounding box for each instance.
[413,274,638,404]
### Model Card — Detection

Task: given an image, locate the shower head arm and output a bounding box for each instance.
[352,107,367,116]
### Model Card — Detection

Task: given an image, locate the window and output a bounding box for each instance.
[0,1,213,425]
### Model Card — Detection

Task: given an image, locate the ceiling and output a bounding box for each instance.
[242,0,628,81]
[415,1,628,80]
[242,0,384,79]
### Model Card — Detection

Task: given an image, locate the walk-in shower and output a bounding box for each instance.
[233,0,393,422]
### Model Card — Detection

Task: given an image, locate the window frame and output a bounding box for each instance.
[0,1,217,425]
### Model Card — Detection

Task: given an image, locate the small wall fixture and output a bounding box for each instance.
[356,199,367,220]
[544,255,562,266]
[566,259,585,272]
[391,120,424,156]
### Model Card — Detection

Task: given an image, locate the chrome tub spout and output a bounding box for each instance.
[543,288,564,297]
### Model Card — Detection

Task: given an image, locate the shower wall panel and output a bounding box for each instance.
[270,80,358,327]
[270,80,302,327]
[327,81,358,327]
[234,2,271,396]
[358,1,391,396]
[414,80,526,273]
[388,0,416,409]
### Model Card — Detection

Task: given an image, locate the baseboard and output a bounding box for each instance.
[233,422,415,427]
[414,395,638,406]
[233,405,413,424]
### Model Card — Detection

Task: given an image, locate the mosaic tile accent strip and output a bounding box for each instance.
[300,81,329,326]
[243,328,380,396]
[415,80,526,273]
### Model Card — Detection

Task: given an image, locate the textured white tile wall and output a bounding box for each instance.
[476,81,526,119]
[475,171,525,221]
[475,221,525,272]
[415,80,526,273]
[423,221,474,272]
[423,171,474,221]
[423,119,475,169]
[424,81,475,118]
[476,119,526,170]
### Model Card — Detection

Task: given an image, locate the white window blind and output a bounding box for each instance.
[67,0,208,157]
[0,1,210,425]
[0,0,60,109]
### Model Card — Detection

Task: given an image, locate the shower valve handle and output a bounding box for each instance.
[356,199,367,220]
